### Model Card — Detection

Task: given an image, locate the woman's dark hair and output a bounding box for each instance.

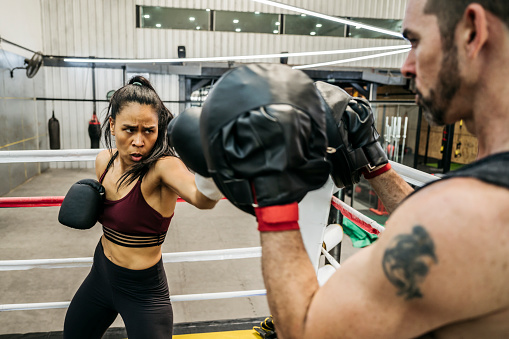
[103,75,175,189]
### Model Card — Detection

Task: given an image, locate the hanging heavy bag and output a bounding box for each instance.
[48,111,60,149]
[88,112,101,149]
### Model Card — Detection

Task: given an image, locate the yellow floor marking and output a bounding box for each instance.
[174,329,259,338]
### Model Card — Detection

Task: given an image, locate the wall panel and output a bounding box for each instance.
[0,0,43,58]
[41,0,408,61]
[0,50,48,195]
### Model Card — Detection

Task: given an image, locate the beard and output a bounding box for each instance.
[416,44,461,126]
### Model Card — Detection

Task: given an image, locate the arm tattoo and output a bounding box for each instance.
[382,226,438,300]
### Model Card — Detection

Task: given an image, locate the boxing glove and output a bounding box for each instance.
[315,81,389,187]
[344,96,390,179]
[168,107,223,201]
[58,179,105,230]
[167,107,209,177]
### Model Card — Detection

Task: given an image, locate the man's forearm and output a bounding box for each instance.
[366,168,414,213]
[260,231,319,339]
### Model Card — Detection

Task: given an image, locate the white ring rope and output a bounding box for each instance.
[0,290,268,312]
[0,247,262,271]
[389,160,439,187]
[0,149,102,163]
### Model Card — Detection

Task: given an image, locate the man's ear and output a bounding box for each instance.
[109,117,115,136]
[461,3,488,59]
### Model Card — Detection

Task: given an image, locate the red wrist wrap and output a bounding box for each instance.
[363,163,391,180]
[255,202,300,232]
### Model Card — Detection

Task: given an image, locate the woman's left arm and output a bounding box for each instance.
[155,156,219,209]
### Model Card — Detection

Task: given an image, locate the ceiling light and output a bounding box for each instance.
[310,32,316,36]
[293,48,411,70]
[235,28,241,32]
[273,30,278,34]
[316,24,322,27]
[196,26,201,30]
[155,23,161,28]
[250,0,403,38]
[255,11,260,14]
[206,8,211,11]
[143,14,150,19]
[301,14,306,17]
[275,22,280,25]
[189,17,196,21]
[233,19,239,23]
[64,45,410,64]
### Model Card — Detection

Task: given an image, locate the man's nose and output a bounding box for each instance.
[400,49,416,78]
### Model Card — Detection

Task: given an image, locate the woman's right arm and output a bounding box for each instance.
[155,156,219,210]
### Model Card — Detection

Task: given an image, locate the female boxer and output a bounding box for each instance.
[62,76,220,338]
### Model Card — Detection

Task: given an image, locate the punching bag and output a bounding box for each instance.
[48,111,60,149]
[88,112,101,149]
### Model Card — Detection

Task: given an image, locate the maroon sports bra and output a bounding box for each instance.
[98,152,173,247]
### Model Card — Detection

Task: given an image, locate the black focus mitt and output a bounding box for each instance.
[200,64,330,216]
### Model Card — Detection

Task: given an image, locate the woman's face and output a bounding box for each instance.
[110,102,159,165]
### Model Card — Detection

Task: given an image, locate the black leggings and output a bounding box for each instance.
[63,240,173,338]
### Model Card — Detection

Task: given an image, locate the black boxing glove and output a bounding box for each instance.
[167,107,209,177]
[315,81,389,188]
[58,179,105,230]
[344,97,389,176]
[168,107,223,201]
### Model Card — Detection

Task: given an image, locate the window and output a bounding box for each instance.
[285,14,346,37]
[137,6,402,40]
[348,18,402,39]
[139,6,210,31]
[215,10,280,34]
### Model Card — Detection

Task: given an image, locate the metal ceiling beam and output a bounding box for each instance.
[361,70,407,85]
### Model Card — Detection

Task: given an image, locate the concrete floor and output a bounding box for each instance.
[0,168,360,335]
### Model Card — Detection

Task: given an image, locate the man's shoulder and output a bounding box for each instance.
[387,176,509,260]
[374,177,509,330]
[404,176,509,222]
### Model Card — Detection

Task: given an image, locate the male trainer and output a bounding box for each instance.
[172,1,509,337]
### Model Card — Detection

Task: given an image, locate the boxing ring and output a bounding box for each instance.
[0,149,437,315]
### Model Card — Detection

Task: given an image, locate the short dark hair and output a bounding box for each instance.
[425,0,509,46]
[103,75,175,189]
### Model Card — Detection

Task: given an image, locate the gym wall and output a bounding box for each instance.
[0,0,43,58]
[0,50,49,196]
[40,0,408,66]
[1,0,409,192]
